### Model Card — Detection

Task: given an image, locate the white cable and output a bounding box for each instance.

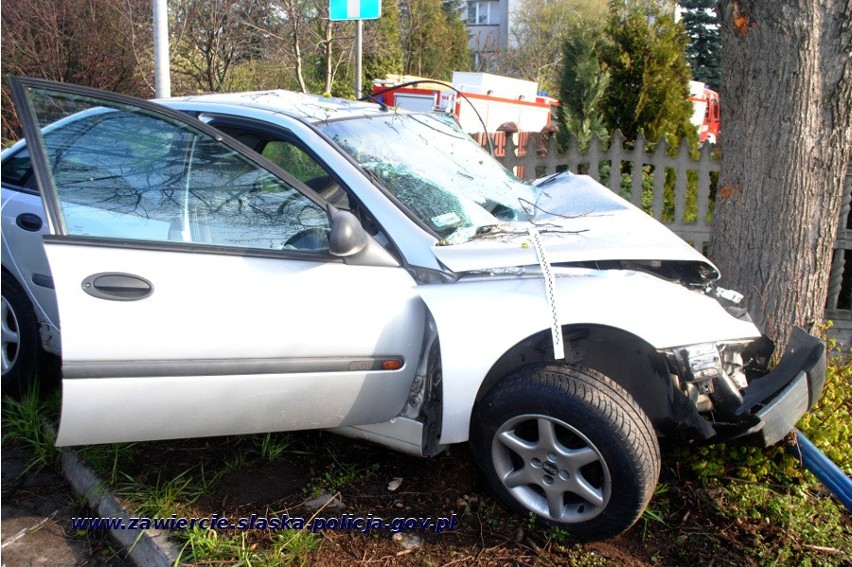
[528,226,564,360]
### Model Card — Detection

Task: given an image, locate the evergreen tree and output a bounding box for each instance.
[599,4,696,145]
[442,0,473,77]
[557,31,610,150]
[679,0,721,88]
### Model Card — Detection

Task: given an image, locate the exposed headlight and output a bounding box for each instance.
[674,343,723,391]
[668,342,749,419]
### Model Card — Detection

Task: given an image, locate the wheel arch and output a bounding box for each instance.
[472,324,676,435]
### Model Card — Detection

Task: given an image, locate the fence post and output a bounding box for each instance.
[674,137,691,224]
[651,137,669,220]
[608,131,625,195]
[630,133,646,209]
[587,133,601,180]
[697,142,714,246]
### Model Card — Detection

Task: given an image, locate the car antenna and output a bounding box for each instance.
[359,92,390,112]
[362,80,494,157]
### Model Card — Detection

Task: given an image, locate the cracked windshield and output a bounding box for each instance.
[320,113,540,244]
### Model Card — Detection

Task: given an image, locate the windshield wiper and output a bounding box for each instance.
[518,197,595,223]
[534,171,566,187]
[470,223,589,241]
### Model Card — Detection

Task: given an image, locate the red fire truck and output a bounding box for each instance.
[689,80,721,145]
[371,72,557,135]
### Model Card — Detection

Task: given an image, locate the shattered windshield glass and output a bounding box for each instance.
[319,113,539,244]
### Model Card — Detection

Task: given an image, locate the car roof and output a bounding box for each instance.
[1,89,412,160]
[163,90,393,123]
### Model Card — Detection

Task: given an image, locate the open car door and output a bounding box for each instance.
[9,77,425,445]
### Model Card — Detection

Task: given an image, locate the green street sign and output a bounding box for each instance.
[329,0,381,20]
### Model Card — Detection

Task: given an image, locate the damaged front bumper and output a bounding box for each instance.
[669,327,826,447]
[735,327,826,446]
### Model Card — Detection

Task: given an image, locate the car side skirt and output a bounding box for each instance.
[56,370,412,446]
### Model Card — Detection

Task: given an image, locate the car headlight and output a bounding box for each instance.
[668,342,750,420]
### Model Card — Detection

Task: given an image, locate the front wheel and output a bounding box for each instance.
[470,364,660,541]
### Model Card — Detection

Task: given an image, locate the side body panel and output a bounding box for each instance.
[418,268,761,444]
[0,186,61,353]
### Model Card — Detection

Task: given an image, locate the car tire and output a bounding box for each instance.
[1,272,40,393]
[470,364,660,541]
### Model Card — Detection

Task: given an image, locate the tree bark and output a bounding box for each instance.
[710,0,852,350]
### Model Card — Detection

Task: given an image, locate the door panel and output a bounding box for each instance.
[48,243,423,445]
[10,78,426,445]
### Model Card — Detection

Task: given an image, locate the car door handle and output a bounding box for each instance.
[81,273,153,301]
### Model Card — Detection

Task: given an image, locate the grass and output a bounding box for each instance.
[303,448,376,498]
[709,481,850,565]
[179,526,321,567]
[639,484,670,541]
[77,443,139,485]
[1,382,61,475]
[253,432,294,463]
[75,433,328,564]
[118,468,204,518]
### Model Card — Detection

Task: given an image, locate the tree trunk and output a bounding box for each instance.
[710,0,851,350]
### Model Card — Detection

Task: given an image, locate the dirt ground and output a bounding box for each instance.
[4,428,850,566]
[106,431,764,567]
[1,443,128,567]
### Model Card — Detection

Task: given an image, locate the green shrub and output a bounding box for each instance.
[797,341,851,474]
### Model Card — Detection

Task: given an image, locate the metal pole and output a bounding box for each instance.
[153,0,171,98]
[790,429,852,511]
[354,19,363,99]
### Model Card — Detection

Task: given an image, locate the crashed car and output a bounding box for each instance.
[1,77,826,541]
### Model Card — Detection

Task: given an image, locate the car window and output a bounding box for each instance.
[320,113,536,243]
[262,141,324,182]
[203,119,353,214]
[1,148,36,189]
[22,88,331,254]
[260,140,351,211]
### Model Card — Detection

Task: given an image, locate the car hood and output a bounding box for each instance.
[431,173,719,278]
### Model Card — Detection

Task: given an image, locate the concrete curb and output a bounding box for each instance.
[60,447,182,566]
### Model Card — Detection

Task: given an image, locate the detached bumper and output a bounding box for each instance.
[736,327,826,446]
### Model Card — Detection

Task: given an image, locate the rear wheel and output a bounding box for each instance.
[1,273,40,393]
[470,364,660,541]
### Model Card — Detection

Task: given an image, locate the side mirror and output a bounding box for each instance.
[328,206,369,257]
[327,205,399,267]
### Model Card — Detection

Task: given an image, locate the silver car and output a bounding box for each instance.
[1,77,826,541]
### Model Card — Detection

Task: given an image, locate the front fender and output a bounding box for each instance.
[417,268,760,444]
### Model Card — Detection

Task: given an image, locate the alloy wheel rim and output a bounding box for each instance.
[492,413,611,523]
[1,296,20,375]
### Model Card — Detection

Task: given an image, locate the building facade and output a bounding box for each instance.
[464,0,517,69]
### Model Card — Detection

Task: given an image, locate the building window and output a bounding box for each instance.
[467,1,498,25]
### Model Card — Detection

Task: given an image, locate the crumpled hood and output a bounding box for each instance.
[432,173,719,278]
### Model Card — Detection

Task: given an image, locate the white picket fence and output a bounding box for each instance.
[473,130,852,343]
